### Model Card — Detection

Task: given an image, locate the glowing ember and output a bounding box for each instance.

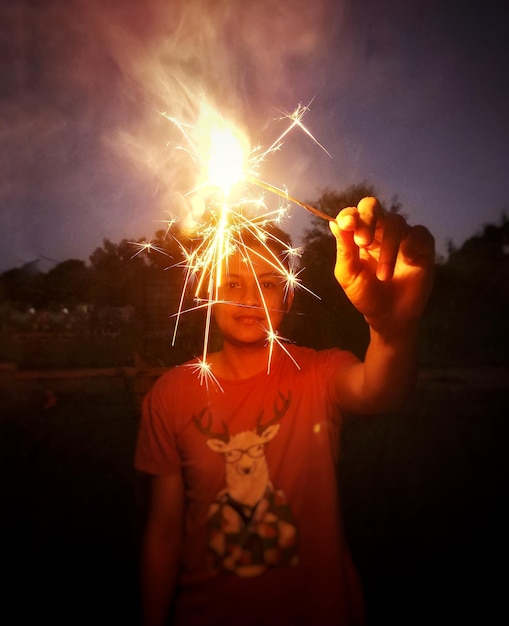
[206,126,245,195]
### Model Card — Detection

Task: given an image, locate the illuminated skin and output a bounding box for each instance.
[213,248,291,348]
[330,197,435,328]
[207,246,293,379]
[329,196,435,415]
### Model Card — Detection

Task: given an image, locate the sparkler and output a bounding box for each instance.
[149,100,332,386]
[128,239,173,259]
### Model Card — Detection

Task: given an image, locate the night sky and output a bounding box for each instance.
[1,0,508,272]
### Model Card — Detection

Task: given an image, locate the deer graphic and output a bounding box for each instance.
[193,391,299,577]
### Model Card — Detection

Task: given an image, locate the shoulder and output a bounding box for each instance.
[143,359,204,412]
[149,360,200,393]
[137,360,204,446]
[280,345,360,406]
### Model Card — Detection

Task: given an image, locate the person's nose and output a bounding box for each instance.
[239,281,261,307]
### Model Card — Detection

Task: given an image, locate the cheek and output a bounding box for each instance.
[218,288,242,304]
[266,291,287,311]
[212,304,229,324]
[265,295,287,324]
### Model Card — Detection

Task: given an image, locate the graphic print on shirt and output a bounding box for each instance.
[193,391,299,578]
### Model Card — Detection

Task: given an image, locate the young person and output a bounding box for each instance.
[135,197,435,625]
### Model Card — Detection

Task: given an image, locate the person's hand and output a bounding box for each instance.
[329,197,435,332]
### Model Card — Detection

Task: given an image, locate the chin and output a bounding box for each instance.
[226,333,269,348]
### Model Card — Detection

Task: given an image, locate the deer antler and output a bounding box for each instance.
[192,408,230,442]
[255,391,292,434]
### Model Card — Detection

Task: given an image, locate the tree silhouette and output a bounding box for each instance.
[41,259,91,307]
[422,215,509,365]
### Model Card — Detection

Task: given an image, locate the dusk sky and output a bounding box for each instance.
[1,0,508,272]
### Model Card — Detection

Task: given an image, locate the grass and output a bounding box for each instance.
[1,371,508,625]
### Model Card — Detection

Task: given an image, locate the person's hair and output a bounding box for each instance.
[235,222,295,273]
[189,221,296,305]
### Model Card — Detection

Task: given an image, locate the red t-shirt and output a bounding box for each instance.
[135,345,365,626]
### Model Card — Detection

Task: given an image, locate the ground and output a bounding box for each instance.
[1,368,508,625]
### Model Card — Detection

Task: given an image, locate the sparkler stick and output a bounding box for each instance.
[246,175,335,223]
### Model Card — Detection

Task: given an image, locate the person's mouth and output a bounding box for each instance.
[234,313,265,325]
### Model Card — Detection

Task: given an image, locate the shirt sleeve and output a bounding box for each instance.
[134,373,183,475]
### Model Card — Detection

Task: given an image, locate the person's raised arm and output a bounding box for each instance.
[329,197,435,414]
[140,472,185,626]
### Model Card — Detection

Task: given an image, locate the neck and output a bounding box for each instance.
[209,342,281,380]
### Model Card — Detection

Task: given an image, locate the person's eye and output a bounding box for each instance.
[262,281,276,289]
[227,281,240,289]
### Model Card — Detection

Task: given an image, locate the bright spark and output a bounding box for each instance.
[206,126,245,195]
[128,239,172,259]
[184,359,224,392]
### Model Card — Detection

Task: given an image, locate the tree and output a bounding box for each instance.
[0,265,46,307]
[41,259,91,307]
[421,214,509,365]
[88,238,150,307]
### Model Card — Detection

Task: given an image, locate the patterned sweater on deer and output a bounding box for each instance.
[135,344,365,626]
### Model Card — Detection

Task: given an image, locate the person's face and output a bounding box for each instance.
[213,246,293,347]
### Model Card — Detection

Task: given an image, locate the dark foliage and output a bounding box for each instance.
[422,216,509,365]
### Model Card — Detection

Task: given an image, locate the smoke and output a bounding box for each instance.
[93,0,335,117]
[87,0,338,223]
[0,0,340,269]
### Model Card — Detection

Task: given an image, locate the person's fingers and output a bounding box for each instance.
[329,207,361,284]
[334,206,357,232]
[355,197,383,247]
[401,224,436,267]
[377,213,408,281]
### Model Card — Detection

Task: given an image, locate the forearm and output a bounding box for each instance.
[139,472,185,626]
[361,317,420,413]
[140,526,181,626]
